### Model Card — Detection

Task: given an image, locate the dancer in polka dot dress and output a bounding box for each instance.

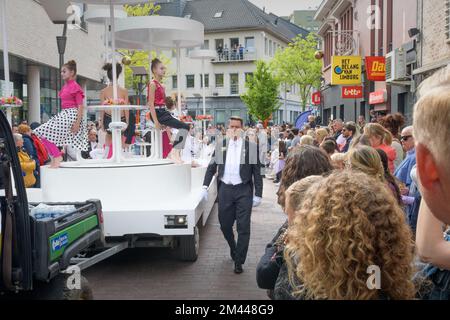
[34,60,88,168]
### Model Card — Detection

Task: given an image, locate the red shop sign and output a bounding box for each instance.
[342,86,363,99]
[366,56,386,81]
[369,90,387,105]
[312,92,321,105]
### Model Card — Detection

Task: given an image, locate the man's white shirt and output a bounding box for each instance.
[222,138,243,185]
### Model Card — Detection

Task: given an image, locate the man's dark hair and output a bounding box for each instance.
[344,122,357,135]
[321,139,337,155]
[291,128,299,135]
[229,116,243,127]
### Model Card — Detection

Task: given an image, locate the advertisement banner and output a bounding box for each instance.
[342,86,363,99]
[331,56,362,85]
[366,56,386,81]
[312,92,321,105]
[369,90,387,105]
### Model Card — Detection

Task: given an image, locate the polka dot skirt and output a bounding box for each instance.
[34,108,89,151]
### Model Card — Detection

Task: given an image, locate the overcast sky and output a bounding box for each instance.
[248,0,322,17]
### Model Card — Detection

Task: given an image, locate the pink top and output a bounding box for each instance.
[377,144,397,174]
[148,79,166,106]
[59,79,84,109]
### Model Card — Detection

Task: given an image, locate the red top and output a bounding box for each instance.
[148,79,166,106]
[59,79,84,109]
[377,144,397,174]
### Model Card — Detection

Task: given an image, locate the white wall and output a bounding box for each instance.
[0,0,105,82]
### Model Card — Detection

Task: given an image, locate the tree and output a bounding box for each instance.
[271,33,322,112]
[241,60,281,123]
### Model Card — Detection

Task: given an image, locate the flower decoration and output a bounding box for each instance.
[101,98,126,105]
[0,96,23,107]
[180,115,193,123]
[195,114,213,121]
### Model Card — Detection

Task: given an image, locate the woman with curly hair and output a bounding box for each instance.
[281,170,416,300]
[257,146,333,298]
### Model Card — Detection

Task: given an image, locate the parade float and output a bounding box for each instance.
[28,0,218,263]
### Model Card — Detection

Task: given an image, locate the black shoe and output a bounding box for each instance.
[234,263,243,274]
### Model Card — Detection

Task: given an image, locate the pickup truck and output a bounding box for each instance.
[0,111,105,299]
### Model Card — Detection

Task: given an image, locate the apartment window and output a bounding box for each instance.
[215,74,224,87]
[203,40,210,50]
[230,73,239,95]
[186,75,195,88]
[172,75,177,89]
[186,47,193,57]
[245,37,255,49]
[215,109,226,125]
[200,74,209,88]
[68,3,88,32]
[265,38,268,55]
[324,28,333,67]
[269,40,273,56]
[245,73,254,83]
[230,38,240,49]
[231,109,241,118]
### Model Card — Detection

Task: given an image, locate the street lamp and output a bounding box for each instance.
[56,23,67,92]
[130,66,148,129]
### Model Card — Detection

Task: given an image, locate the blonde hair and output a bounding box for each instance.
[284,170,416,300]
[364,123,392,146]
[414,65,450,170]
[306,130,316,139]
[300,135,314,146]
[285,176,324,213]
[18,124,31,135]
[315,128,328,144]
[348,146,385,182]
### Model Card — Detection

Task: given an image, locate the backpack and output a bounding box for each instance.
[31,134,50,165]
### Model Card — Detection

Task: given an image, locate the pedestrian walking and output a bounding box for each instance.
[201,116,263,274]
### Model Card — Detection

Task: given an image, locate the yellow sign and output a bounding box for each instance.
[331,56,362,85]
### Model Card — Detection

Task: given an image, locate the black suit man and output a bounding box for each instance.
[202,117,263,274]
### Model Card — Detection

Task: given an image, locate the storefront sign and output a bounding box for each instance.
[342,86,363,99]
[366,56,386,81]
[369,90,387,105]
[312,92,321,105]
[331,56,362,85]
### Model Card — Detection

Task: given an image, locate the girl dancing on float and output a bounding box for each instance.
[34,60,88,168]
[147,58,190,159]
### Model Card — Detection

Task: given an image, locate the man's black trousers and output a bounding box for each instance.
[218,182,253,265]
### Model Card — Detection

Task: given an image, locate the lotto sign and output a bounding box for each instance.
[312,92,321,105]
[342,86,363,99]
[366,56,386,81]
[332,56,362,85]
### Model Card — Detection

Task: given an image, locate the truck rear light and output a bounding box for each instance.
[164,215,188,229]
[99,210,104,224]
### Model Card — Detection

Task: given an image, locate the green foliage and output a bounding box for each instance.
[271,33,322,111]
[241,60,281,122]
[123,1,161,17]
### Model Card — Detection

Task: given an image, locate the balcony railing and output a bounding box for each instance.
[212,48,257,63]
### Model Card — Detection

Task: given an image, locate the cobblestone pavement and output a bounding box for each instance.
[85,179,285,300]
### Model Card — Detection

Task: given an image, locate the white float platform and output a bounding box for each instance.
[31,161,217,237]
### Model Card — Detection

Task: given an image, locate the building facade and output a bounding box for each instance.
[315,0,418,124]
[0,0,105,124]
[157,0,309,125]
[413,0,450,83]
[286,10,321,33]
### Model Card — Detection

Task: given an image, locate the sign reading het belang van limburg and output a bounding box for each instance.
[332,56,362,85]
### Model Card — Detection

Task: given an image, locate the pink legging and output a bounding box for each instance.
[40,137,62,158]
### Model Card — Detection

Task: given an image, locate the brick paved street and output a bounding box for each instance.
[84,179,285,300]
